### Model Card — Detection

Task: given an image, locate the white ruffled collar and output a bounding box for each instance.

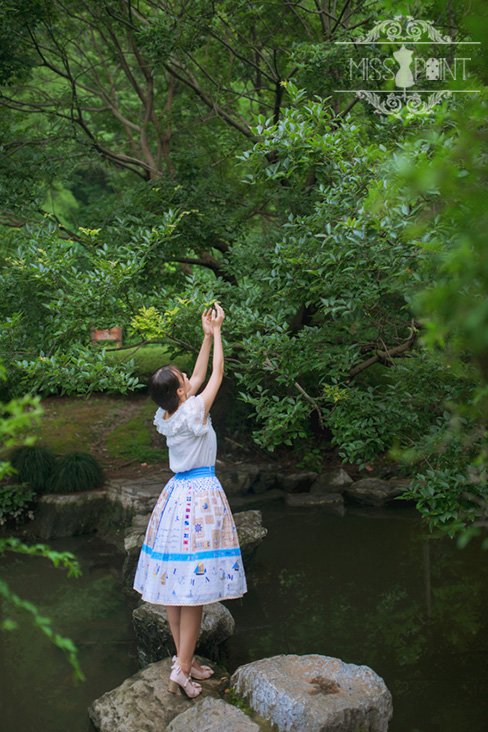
[153,396,195,436]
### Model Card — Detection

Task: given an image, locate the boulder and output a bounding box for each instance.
[29,490,108,540]
[285,493,345,516]
[310,468,353,495]
[88,657,225,732]
[344,478,407,508]
[132,601,235,667]
[250,463,280,494]
[233,510,268,563]
[166,697,261,732]
[231,654,393,732]
[217,464,261,496]
[280,472,317,493]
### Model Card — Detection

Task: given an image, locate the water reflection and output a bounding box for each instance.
[224,504,488,732]
[0,534,139,732]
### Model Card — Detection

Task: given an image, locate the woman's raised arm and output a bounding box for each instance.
[199,303,225,420]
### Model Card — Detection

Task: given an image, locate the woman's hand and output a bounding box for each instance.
[211,302,225,330]
[202,308,213,337]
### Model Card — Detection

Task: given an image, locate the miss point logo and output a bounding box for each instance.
[334,15,480,115]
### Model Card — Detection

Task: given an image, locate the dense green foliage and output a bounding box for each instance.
[9,444,57,492]
[48,451,104,493]
[0,0,487,542]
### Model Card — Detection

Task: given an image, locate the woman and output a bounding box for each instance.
[132,303,247,698]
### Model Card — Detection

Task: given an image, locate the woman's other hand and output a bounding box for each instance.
[211,302,225,330]
[202,308,213,337]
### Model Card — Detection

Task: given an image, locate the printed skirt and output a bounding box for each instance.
[132,466,247,606]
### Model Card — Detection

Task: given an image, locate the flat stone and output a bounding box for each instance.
[88,657,224,732]
[29,490,108,540]
[231,654,393,732]
[310,468,353,495]
[132,602,235,666]
[166,698,260,732]
[107,470,172,514]
[344,478,406,507]
[285,493,345,516]
[233,510,268,563]
[280,472,317,493]
[228,488,286,511]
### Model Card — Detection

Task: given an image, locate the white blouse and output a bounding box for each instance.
[153,394,217,473]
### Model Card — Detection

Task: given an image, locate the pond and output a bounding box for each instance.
[1,502,487,732]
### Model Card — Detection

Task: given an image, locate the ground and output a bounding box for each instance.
[33,390,380,482]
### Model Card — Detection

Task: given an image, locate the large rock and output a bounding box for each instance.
[231,654,393,732]
[217,464,261,496]
[251,463,280,494]
[281,472,317,493]
[344,478,408,508]
[88,657,224,732]
[29,490,108,540]
[310,468,353,495]
[233,510,267,563]
[133,601,235,666]
[166,697,261,732]
[285,493,345,516]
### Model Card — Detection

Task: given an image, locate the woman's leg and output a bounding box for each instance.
[177,605,203,675]
[166,606,181,657]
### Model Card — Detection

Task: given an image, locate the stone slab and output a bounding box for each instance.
[231,654,393,732]
[285,493,345,516]
[344,478,406,508]
[29,490,108,540]
[166,697,260,732]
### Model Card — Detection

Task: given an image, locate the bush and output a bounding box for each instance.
[48,452,104,493]
[9,445,57,493]
[0,483,36,527]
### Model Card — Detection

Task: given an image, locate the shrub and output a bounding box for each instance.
[0,483,36,527]
[48,452,104,493]
[9,445,57,493]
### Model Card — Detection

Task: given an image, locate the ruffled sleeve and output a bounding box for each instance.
[186,394,210,436]
[153,396,209,437]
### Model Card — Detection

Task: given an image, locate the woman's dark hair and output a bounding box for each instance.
[148,365,182,413]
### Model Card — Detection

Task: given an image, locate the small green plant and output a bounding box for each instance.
[48,452,104,493]
[9,445,57,493]
[227,687,252,716]
[0,483,36,527]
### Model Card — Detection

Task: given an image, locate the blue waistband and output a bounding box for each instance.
[174,466,215,480]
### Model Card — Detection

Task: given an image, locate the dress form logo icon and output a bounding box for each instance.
[394,45,414,88]
[335,15,480,115]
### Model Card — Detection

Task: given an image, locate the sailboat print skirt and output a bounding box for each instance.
[133,466,247,605]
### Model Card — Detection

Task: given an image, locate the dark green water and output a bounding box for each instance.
[1,503,487,732]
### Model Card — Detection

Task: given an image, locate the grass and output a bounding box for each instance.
[34,393,168,473]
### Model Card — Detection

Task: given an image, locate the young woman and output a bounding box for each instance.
[132,303,247,698]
